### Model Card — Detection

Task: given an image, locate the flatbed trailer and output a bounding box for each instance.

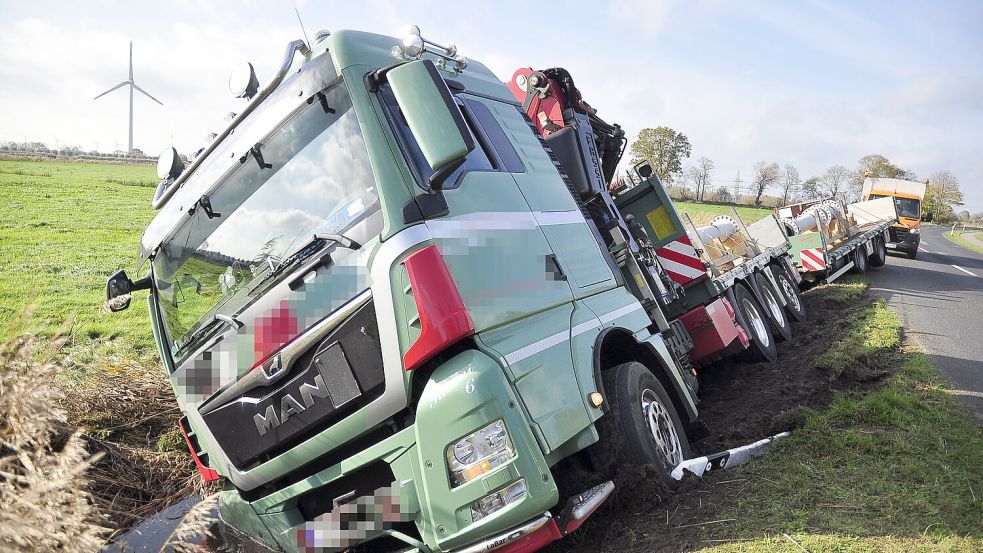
[609,172,805,366]
[779,197,898,283]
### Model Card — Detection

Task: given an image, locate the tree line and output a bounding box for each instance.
[624,126,971,223]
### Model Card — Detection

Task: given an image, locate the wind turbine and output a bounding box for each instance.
[93,42,163,154]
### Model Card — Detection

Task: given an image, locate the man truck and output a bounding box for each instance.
[107,27,795,552]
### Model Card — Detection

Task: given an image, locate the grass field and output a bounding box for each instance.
[945,229,983,254]
[672,200,773,226]
[0,160,158,363]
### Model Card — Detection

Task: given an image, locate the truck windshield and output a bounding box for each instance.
[152,78,379,362]
[869,194,920,219]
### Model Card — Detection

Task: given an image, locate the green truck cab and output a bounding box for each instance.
[106,28,700,552]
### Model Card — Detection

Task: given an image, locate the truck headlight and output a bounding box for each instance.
[446,420,515,487]
[909,227,920,234]
[471,479,527,522]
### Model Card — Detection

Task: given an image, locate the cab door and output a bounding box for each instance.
[379,87,592,452]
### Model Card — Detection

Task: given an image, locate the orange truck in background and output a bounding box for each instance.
[862,177,927,259]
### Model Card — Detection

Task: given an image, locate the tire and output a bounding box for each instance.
[907,249,917,260]
[770,264,807,323]
[594,362,691,490]
[868,236,887,267]
[852,245,869,274]
[731,283,778,363]
[753,272,792,342]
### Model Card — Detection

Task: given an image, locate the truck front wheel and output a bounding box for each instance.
[593,362,691,491]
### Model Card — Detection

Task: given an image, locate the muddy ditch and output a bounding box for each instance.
[546,282,892,552]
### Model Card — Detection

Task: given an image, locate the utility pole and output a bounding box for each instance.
[733,171,743,203]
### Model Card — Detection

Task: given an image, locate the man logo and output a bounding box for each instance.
[253,374,331,436]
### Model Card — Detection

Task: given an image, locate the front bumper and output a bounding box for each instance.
[221,349,558,552]
[886,237,919,254]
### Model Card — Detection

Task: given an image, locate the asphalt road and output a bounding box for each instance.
[868,225,983,422]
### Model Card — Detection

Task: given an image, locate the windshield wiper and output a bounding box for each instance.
[173,313,244,358]
[249,232,361,294]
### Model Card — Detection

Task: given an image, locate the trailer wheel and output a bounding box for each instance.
[753,272,792,342]
[733,283,778,363]
[593,362,691,491]
[852,245,869,274]
[868,236,887,267]
[770,264,807,323]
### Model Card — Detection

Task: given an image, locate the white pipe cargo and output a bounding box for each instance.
[792,212,817,233]
[696,216,739,243]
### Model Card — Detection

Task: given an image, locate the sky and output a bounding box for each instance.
[1,0,981,211]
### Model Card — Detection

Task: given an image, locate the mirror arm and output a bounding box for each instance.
[365,62,407,93]
[428,156,466,193]
[131,275,152,292]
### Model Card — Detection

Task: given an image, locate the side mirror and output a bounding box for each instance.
[105,270,152,313]
[387,59,474,191]
[106,270,134,312]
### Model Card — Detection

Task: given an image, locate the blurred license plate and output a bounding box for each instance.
[885,243,897,249]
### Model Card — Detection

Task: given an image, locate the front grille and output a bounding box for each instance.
[889,226,909,242]
[202,300,385,470]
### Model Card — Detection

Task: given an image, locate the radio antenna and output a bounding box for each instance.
[294,7,311,49]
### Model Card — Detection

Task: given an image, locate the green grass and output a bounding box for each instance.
[945,229,983,255]
[700,300,983,551]
[815,299,900,380]
[817,274,868,304]
[0,160,158,367]
[673,201,773,226]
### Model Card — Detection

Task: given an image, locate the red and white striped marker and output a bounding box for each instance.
[799,247,827,272]
[657,235,707,286]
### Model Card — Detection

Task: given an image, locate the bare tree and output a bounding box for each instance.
[800,177,820,200]
[817,165,853,200]
[686,157,714,201]
[780,164,800,206]
[751,162,780,206]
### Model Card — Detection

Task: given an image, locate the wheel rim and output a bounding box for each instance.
[778,274,801,312]
[742,298,770,347]
[759,284,785,328]
[641,389,682,466]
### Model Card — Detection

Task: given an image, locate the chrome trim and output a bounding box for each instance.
[452,512,553,553]
[198,289,373,416]
[152,39,311,209]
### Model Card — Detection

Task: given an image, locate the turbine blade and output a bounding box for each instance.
[132,82,163,105]
[93,81,130,100]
